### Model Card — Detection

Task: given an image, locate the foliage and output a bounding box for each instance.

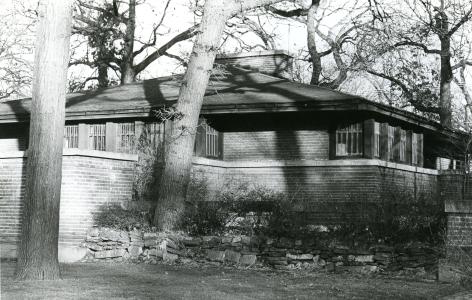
[333,198,445,247]
[180,177,445,246]
[132,123,165,202]
[446,246,472,287]
[93,203,151,231]
[180,173,227,235]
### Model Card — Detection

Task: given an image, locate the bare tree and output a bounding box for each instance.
[70,0,198,89]
[0,4,35,101]
[153,0,313,231]
[16,0,73,280]
[358,0,472,127]
[267,1,368,88]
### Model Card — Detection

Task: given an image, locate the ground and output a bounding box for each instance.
[0,261,468,299]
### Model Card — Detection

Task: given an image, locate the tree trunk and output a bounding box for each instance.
[121,65,136,85]
[16,0,73,281]
[153,0,288,231]
[97,62,109,88]
[153,1,232,231]
[329,46,347,89]
[307,4,321,85]
[439,36,453,127]
[120,0,136,85]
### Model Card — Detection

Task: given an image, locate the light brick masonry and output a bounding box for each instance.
[0,149,137,260]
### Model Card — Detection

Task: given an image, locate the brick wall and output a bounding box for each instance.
[441,172,472,249]
[0,150,443,257]
[0,154,25,245]
[0,150,137,251]
[223,130,329,161]
[192,158,439,224]
[447,213,472,247]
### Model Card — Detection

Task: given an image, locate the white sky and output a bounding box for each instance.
[1,0,471,118]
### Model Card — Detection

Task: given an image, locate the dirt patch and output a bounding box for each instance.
[0,261,464,299]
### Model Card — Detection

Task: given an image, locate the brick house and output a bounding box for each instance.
[0,50,467,260]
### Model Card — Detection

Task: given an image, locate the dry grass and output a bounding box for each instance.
[0,261,465,299]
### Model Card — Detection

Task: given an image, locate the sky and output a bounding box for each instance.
[1,0,471,122]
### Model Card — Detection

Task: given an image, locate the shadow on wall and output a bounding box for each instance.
[274,130,307,212]
[0,157,27,257]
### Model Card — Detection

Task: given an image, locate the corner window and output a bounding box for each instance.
[336,123,363,156]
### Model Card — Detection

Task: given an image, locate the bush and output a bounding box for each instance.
[181,178,300,236]
[93,204,152,231]
[180,173,226,235]
[331,193,445,246]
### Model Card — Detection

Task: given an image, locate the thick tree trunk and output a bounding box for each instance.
[120,0,136,85]
[16,0,73,281]
[153,0,288,231]
[307,4,321,85]
[439,37,453,127]
[153,1,232,231]
[121,65,136,85]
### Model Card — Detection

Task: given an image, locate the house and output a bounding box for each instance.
[0,50,466,260]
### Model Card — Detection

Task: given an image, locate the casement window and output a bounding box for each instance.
[89,124,106,151]
[399,130,406,161]
[64,125,79,149]
[205,124,219,158]
[144,122,165,148]
[344,119,424,166]
[374,122,380,157]
[195,120,223,159]
[336,123,363,156]
[117,123,135,153]
[412,133,418,164]
[387,126,395,160]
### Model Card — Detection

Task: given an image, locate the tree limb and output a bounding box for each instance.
[393,41,440,54]
[448,6,472,37]
[133,24,198,74]
[366,68,440,114]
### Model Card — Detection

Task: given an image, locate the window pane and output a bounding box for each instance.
[205,124,219,158]
[89,124,106,151]
[117,123,135,153]
[335,123,363,156]
[64,125,78,149]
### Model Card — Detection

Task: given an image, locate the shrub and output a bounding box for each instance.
[331,193,445,246]
[133,125,165,202]
[180,172,227,235]
[93,204,152,231]
[181,176,445,246]
[181,178,300,236]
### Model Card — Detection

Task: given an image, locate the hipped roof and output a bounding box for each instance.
[0,66,451,135]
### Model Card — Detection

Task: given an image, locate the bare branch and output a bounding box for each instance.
[366,68,440,114]
[134,24,198,74]
[448,6,472,37]
[133,0,172,57]
[393,41,441,55]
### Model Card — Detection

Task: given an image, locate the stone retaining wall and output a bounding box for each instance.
[83,227,439,277]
